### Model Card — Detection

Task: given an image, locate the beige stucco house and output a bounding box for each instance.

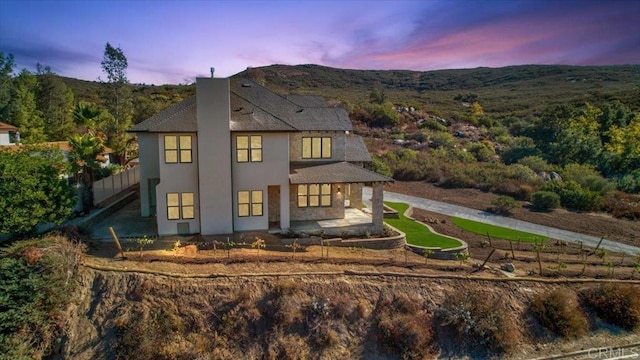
[130,76,391,236]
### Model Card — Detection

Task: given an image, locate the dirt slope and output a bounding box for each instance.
[58,264,640,360]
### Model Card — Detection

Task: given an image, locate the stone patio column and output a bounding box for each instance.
[372,182,384,233]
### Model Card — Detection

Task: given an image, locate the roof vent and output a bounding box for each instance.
[297,109,304,113]
[242,83,252,87]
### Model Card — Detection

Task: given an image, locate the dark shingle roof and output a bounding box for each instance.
[130,78,352,133]
[129,96,197,132]
[289,162,392,184]
[286,95,327,107]
[345,135,372,162]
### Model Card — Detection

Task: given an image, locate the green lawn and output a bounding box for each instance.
[384,202,462,249]
[452,217,547,243]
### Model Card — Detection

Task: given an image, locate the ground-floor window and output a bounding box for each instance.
[166,192,195,220]
[297,184,331,207]
[238,190,263,217]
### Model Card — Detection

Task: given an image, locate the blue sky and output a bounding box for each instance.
[1,0,639,85]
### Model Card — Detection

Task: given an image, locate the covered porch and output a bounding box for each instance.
[288,162,391,236]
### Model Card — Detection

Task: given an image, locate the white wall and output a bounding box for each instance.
[137,133,160,217]
[0,132,12,145]
[232,132,290,231]
[196,77,234,235]
[156,133,200,235]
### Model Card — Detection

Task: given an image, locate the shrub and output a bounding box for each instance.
[603,192,640,220]
[542,180,603,211]
[617,170,640,194]
[531,289,588,338]
[419,118,447,132]
[490,195,518,215]
[436,290,519,355]
[467,141,496,162]
[517,155,553,174]
[531,191,561,211]
[580,284,640,331]
[430,132,456,149]
[375,293,436,359]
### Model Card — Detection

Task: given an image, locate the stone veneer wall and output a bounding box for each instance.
[347,183,363,209]
[289,183,345,221]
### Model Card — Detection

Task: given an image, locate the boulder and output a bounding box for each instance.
[501,263,516,272]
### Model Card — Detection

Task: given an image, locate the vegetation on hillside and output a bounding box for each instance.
[0,234,84,360]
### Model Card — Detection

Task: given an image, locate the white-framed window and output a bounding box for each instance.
[164,135,192,163]
[297,184,331,207]
[237,190,263,217]
[236,135,262,162]
[302,136,331,159]
[167,192,195,220]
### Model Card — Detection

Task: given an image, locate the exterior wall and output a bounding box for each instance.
[289,131,346,162]
[196,77,233,235]
[156,133,200,235]
[289,183,345,221]
[232,132,290,231]
[347,183,363,209]
[0,132,12,145]
[137,133,159,217]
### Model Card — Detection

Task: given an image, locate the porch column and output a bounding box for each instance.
[372,182,384,233]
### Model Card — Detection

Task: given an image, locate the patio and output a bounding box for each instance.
[287,208,375,235]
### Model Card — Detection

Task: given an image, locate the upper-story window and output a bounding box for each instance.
[302,137,331,159]
[165,135,192,163]
[237,135,262,162]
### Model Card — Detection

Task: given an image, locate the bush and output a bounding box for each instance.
[531,289,588,338]
[580,284,640,331]
[542,180,603,211]
[436,290,519,355]
[603,192,640,220]
[531,191,561,212]
[617,170,640,194]
[0,236,84,359]
[375,293,436,360]
[517,155,554,174]
[490,195,518,215]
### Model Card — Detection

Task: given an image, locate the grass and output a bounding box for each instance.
[452,217,548,243]
[384,202,462,249]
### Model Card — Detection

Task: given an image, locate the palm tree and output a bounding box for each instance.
[72,102,102,133]
[68,133,105,214]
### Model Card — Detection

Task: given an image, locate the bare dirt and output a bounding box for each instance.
[385,181,640,247]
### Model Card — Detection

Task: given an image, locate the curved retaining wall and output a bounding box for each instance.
[403,206,469,260]
[284,224,406,250]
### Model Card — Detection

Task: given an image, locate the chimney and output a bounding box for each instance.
[210,67,215,78]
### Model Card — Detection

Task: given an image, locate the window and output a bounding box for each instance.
[302,136,331,159]
[297,184,331,207]
[236,135,262,162]
[164,135,192,163]
[237,190,263,217]
[167,192,195,220]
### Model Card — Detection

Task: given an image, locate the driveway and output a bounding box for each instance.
[363,187,640,255]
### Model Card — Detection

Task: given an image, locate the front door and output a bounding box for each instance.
[268,185,280,229]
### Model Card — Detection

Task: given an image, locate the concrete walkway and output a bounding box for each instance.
[363,187,640,255]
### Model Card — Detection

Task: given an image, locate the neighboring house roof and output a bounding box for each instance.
[289,162,392,184]
[42,141,113,155]
[129,96,197,133]
[130,78,352,133]
[345,136,372,162]
[0,122,17,131]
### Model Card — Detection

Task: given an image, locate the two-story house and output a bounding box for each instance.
[130,76,391,236]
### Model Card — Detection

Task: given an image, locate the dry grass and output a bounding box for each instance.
[580,284,640,331]
[531,289,588,338]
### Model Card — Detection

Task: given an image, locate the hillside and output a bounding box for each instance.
[239,64,640,118]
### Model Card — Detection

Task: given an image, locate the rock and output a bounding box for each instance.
[550,172,562,181]
[501,263,516,272]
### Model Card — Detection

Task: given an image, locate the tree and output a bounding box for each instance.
[0,51,15,122]
[101,42,133,163]
[68,133,105,213]
[73,101,103,132]
[0,146,75,237]
[36,64,75,140]
[7,69,46,143]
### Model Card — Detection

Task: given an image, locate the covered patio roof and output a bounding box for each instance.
[289,161,392,184]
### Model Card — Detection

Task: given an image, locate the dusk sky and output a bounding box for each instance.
[1,0,639,85]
